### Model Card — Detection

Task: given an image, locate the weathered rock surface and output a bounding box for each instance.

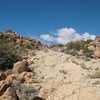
[0,87,17,100]
[94,49,100,58]
[13,60,28,74]
[0,74,20,96]
[88,36,100,58]
[95,36,100,42]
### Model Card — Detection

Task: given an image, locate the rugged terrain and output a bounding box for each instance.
[28,49,100,100]
[0,32,100,100]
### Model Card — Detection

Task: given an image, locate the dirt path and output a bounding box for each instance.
[28,49,100,100]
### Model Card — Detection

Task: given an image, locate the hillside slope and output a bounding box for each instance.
[0,32,100,100]
[28,49,100,100]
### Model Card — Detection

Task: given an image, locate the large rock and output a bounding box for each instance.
[0,80,12,96]
[19,72,37,84]
[88,45,95,51]
[94,49,100,58]
[0,74,18,96]
[0,74,24,99]
[95,36,100,42]
[13,60,28,74]
[0,87,17,100]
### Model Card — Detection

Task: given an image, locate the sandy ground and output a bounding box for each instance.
[28,49,100,100]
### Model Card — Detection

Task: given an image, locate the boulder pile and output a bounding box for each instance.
[0,32,44,49]
[0,60,43,100]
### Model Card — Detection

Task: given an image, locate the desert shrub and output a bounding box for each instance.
[13,80,41,100]
[19,84,38,100]
[64,40,93,57]
[5,29,13,33]
[71,59,79,65]
[66,40,90,51]
[80,62,86,69]
[89,70,100,78]
[0,36,21,70]
[80,62,91,70]
[49,44,63,48]
[18,43,38,52]
[83,45,93,57]
[24,43,34,49]
[59,69,68,74]
[66,41,76,50]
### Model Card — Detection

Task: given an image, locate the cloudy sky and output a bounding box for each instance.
[40,27,96,44]
[0,0,100,44]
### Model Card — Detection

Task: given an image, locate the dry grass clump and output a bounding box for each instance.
[89,70,100,78]
[80,62,92,70]
[80,63,87,69]
[59,69,68,74]
[71,59,79,65]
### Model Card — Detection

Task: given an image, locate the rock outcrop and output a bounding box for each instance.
[13,60,28,74]
[94,49,100,58]
[88,36,100,58]
[0,31,44,49]
[95,36,100,42]
[0,87,17,100]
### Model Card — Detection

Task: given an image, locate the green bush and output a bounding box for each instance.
[66,40,91,51]
[83,45,93,57]
[65,40,93,57]
[0,36,21,70]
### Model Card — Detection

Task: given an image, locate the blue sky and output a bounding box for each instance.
[0,0,100,44]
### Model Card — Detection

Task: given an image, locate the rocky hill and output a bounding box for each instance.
[0,31,45,70]
[0,31,44,49]
[0,32,100,100]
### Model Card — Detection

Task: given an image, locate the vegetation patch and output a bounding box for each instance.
[0,36,21,70]
[61,40,93,57]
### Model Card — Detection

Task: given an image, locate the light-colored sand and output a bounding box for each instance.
[28,49,100,100]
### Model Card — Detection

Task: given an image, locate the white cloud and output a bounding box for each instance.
[56,37,67,44]
[40,34,55,42]
[40,28,96,44]
[56,28,81,44]
[82,32,96,40]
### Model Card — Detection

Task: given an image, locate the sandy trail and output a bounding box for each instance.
[28,49,100,100]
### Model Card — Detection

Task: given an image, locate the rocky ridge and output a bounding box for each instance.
[0,31,44,49]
